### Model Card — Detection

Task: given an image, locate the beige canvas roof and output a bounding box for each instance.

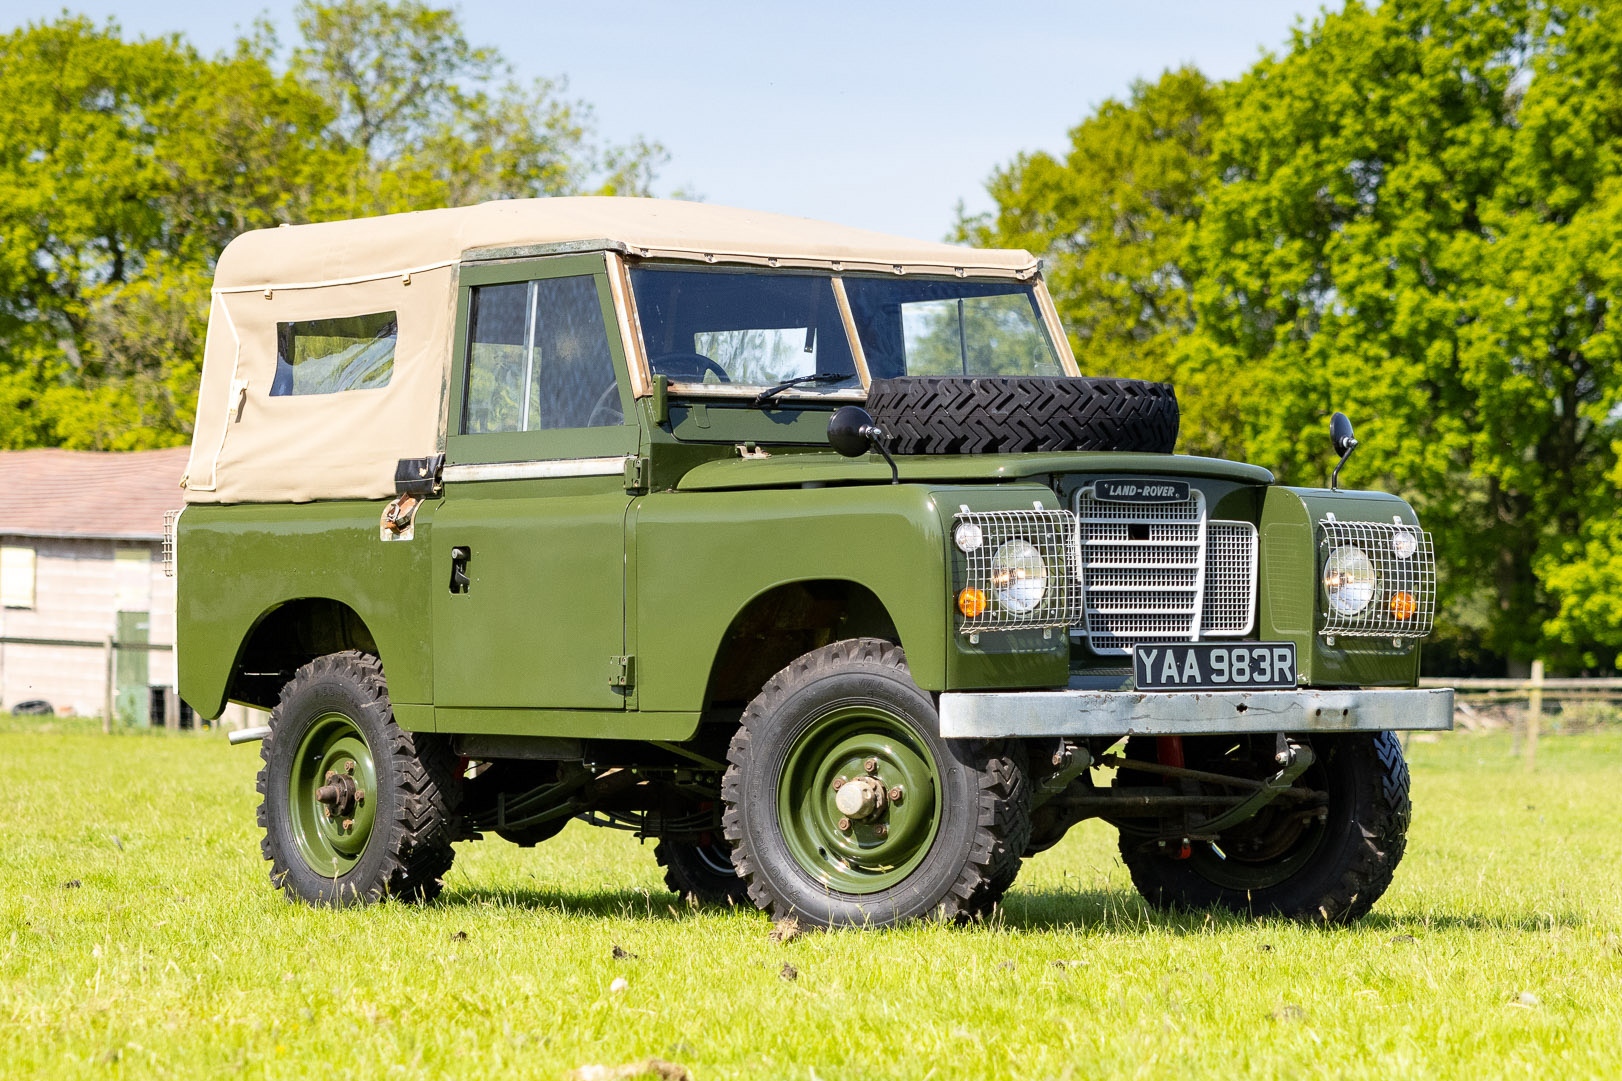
[186,197,1044,505]
[212,197,1040,289]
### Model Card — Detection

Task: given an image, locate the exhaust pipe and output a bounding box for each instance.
[228,726,272,746]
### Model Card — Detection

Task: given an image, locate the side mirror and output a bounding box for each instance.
[827,406,900,484]
[1329,411,1359,491]
[1330,412,1357,457]
[828,406,877,458]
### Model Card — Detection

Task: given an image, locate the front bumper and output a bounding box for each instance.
[938,687,1455,739]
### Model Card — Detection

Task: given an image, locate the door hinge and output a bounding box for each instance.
[623,456,649,494]
[608,654,636,688]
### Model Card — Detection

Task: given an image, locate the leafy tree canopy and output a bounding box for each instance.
[0,2,665,451]
[972,0,1622,671]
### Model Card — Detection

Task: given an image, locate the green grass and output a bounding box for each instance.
[2,728,1620,1080]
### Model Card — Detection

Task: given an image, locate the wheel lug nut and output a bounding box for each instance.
[887,786,903,803]
[343,760,355,775]
[341,818,353,831]
[874,825,889,838]
[837,816,851,831]
[863,758,877,774]
[831,776,847,791]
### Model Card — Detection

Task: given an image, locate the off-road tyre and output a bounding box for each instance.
[656,838,750,907]
[865,375,1179,456]
[1117,732,1410,924]
[257,651,461,906]
[721,638,1031,928]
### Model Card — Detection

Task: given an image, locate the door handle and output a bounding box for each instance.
[449,546,471,594]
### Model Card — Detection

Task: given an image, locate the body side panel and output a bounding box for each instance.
[176,501,437,718]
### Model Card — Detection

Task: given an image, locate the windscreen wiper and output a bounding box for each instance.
[751,371,856,407]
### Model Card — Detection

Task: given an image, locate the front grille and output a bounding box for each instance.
[1074,487,1256,654]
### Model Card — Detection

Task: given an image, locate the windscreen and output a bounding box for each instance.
[629,268,858,391]
[840,278,1061,379]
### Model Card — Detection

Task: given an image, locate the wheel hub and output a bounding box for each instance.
[316,761,365,820]
[777,705,941,894]
[834,775,887,819]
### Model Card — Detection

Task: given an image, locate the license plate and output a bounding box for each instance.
[1133,642,1298,691]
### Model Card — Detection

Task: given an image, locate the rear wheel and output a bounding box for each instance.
[656,837,749,907]
[257,651,460,906]
[1116,732,1410,923]
[722,638,1030,928]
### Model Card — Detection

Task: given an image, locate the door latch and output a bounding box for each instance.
[449,546,472,594]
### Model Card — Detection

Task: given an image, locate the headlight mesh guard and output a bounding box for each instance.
[1317,518,1436,639]
[954,509,1083,634]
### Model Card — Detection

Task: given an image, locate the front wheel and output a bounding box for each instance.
[257,651,461,906]
[1117,732,1410,923]
[722,638,1030,928]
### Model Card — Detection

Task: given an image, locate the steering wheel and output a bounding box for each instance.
[648,351,731,384]
[586,381,624,427]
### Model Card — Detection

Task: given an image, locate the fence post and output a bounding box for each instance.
[1523,659,1544,772]
[102,634,115,735]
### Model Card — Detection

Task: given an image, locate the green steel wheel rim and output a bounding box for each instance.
[776,704,942,895]
[288,712,379,879]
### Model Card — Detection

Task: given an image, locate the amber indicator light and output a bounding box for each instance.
[1390,591,1418,620]
[958,588,987,618]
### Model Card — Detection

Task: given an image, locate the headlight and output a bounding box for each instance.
[1323,545,1376,616]
[991,540,1047,614]
[953,520,985,552]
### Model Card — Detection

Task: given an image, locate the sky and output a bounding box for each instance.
[6,1,1324,241]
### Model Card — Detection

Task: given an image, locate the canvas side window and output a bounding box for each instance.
[463,276,620,433]
[272,311,397,396]
[1,546,36,609]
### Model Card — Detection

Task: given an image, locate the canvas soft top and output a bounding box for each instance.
[185,198,1040,505]
[212,197,1041,289]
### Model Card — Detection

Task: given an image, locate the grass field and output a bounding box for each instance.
[2,721,1620,1080]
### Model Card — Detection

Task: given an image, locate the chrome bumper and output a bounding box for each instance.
[937,687,1455,739]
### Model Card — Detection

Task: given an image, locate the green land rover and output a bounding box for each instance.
[173,197,1452,928]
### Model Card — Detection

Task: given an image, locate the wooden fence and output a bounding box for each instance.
[1422,663,1622,769]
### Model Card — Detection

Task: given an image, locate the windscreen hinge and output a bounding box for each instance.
[623,456,649,494]
[608,655,636,688]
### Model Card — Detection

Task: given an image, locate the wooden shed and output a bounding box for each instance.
[1,447,188,724]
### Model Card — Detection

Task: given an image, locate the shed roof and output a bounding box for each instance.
[212,197,1040,289]
[3,447,189,541]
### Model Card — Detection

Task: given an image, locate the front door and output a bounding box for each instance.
[432,254,639,712]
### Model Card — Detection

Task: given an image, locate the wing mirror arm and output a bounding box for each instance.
[827,406,900,484]
[1329,411,1359,492]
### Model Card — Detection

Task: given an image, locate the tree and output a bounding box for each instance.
[958,68,1221,388]
[973,0,1622,670]
[1181,0,1620,667]
[290,0,666,209]
[0,3,667,451]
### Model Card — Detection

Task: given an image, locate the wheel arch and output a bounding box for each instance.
[186,596,382,716]
[701,578,902,711]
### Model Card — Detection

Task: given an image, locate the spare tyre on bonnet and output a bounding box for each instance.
[172,196,1453,928]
